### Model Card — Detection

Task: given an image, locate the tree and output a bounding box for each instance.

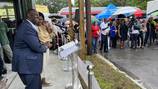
[35,0,151,13]
[36,0,68,13]
[48,0,68,13]
[79,0,150,10]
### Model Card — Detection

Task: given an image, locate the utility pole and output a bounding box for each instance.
[85,0,92,55]
[68,1,75,88]
[68,0,73,29]
[79,0,86,59]
[68,0,74,40]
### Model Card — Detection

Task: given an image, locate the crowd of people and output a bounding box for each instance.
[91,16,158,54]
[0,7,158,89]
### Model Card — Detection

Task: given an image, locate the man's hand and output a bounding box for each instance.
[44,42,52,48]
[48,43,52,48]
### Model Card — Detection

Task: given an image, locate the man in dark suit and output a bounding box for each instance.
[0,56,3,78]
[12,9,49,89]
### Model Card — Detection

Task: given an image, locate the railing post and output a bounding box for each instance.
[87,65,94,89]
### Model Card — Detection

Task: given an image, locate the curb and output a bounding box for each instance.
[96,54,147,89]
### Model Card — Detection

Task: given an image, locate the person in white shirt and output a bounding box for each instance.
[99,19,110,52]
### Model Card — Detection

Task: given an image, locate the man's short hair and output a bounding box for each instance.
[27,9,36,14]
[26,9,37,17]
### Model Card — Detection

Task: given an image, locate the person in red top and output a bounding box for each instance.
[91,21,100,53]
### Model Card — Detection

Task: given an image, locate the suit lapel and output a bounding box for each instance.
[24,20,38,32]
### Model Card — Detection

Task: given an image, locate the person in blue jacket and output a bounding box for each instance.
[109,21,117,48]
[12,9,50,89]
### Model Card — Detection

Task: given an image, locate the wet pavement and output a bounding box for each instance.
[100,46,158,89]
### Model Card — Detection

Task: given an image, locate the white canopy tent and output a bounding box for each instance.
[147,0,158,17]
[112,6,139,16]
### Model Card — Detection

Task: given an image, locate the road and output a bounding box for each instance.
[101,46,158,89]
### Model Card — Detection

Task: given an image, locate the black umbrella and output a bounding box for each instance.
[49,15,64,19]
[117,14,126,18]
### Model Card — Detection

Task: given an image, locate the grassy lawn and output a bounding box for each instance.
[86,55,141,89]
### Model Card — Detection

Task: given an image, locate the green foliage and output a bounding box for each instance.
[35,0,152,13]
[35,0,68,13]
[88,0,149,10]
[35,0,43,4]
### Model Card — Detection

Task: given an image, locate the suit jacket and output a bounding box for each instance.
[0,55,3,75]
[12,20,47,74]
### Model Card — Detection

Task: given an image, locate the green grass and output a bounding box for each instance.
[86,55,141,89]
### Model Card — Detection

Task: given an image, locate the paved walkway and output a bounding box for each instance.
[100,46,158,89]
[7,51,75,89]
[0,64,16,89]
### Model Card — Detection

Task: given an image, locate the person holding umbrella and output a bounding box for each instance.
[118,19,128,48]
